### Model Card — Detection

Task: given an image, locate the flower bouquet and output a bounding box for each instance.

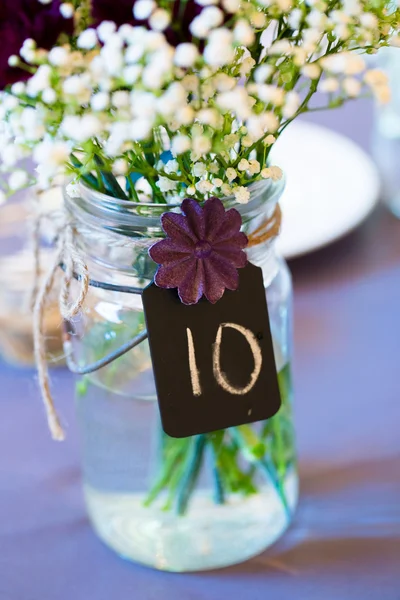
[0,0,398,572]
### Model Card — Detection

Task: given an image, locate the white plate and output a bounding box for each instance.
[271,121,381,259]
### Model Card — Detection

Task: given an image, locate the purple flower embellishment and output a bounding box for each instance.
[149,197,248,305]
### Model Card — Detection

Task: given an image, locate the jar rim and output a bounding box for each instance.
[64,176,285,234]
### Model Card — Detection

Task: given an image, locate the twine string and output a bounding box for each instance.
[33,218,89,440]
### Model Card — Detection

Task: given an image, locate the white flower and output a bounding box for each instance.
[77,29,98,49]
[202,6,224,28]
[282,91,300,118]
[192,135,211,156]
[113,159,128,175]
[234,20,255,45]
[221,183,232,196]
[261,165,283,181]
[66,182,80,198]
[33,140,70,168]
[47,46,70,67]
[149,8,171,31]
[257,84,286,106]
[112,91,130,108]
[213,73,236,92]
[302,63,321,79]
[0,190,6,205]
[193,162,207,176]
[9,170,28,191]
[217,88,252,120]
[171,135,191,155]
[91,92,110,111]
[342,77,361,98]
[130,119,153,141]
[221,0,240,12]
[174,43,199,68]
[134,0,156,20]
[254,64,273,84]
[190,15,210,38]
[238,159,250,171]
[213,178,223,188]
[42,88,57,104]
[8,55,19,67]
[97,21,117,43]
[123,65,142,84]
[176,106,195,125]
[268,40,292,55]
[321,53,365,75]
[196,180,213,194]
[164,159,179,174]
[240,57,256,77]
[60,2,74,18]
[364,69,388,87]
[233,186,250,204]
[251,11,266,28]
[264,134,276,145]
[204,28,235,67]
[11,82,25,96]
[27,64,51,95]
[197,109,220,128]
[360,13,378,29]
[248,159,260,175]
[226,167,237,182]
[320,77,339,92]
[156,176,177,192]
[186,186,196,195]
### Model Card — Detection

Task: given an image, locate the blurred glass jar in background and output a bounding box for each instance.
[0,189,64,366]
[372,47,400,217]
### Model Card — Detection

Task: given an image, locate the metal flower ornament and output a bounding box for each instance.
[149,197,248,305]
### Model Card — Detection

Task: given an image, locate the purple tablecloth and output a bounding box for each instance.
[1,101,400,599]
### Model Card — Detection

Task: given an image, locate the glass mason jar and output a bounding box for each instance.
[64,178,298,572]
[372,47,400,217]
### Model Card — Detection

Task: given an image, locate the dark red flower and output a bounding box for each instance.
[149,197,248,305]
[91,0,203,46]
[0,0,73,89]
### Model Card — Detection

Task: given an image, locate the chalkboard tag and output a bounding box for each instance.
[142,262,281,438]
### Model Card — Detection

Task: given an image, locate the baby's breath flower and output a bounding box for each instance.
[233,186,250,204]
[113,159,128,175]
[238,158,250,171]
[221,183,232,195]
[77,29,98,50]
[165,159,179,174]
[193,162,207,176]
[174,44,199,68]
[261,166,283,181]
[149,9,171,32]
[172,135,191,155]
[9,170,28,191]
[156,176,177,192]
[196,179,213,194]
[248,160,260,175]
[302,63,321,79]
[226,168,237,182]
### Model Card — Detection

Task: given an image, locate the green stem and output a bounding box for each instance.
[176,435,207,515]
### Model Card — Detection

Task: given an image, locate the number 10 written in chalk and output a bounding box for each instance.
[186,323,263,397]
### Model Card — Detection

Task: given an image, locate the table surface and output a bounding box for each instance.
[1,101,400,600]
